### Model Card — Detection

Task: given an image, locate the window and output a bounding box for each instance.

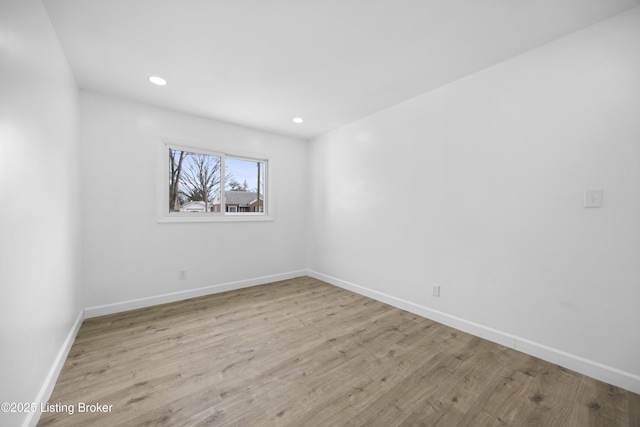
[223,157,266,214]
[162,142,269,222]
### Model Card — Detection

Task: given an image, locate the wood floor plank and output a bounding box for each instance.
[38,277,639,426]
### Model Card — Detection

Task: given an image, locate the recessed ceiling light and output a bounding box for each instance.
[292,117,304,124]
[149,76,167,86]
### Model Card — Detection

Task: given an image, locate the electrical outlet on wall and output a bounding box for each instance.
[584,189,603,208]
[432,284,440,297]
[179,269,188,280]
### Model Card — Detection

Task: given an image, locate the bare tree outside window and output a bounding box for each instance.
[180,152,224,212]
[169,148,187,212]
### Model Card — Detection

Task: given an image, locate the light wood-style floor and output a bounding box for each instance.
[39,276,639,426]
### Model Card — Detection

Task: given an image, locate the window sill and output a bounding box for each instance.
[158,214,274,223]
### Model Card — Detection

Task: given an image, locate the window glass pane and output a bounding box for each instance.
[225,157,266,213]
[169,148,222,213]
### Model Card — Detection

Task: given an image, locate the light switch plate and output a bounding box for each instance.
[584,189,603,208]
[432,284,440,297]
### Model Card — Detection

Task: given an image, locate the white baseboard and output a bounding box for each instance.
[24,310,84,427]
[307,270,640,395]
[84,270,308,318]
[515,337,640,395]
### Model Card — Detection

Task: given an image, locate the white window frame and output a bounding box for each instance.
[158,140,272,223]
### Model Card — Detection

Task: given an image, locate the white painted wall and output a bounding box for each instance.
[308,8,640,391]
[80,92,307,312]
[0,1,82,426]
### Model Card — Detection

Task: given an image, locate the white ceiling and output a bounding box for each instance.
[43,0,639,140]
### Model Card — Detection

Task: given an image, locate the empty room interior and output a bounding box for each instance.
[1,0,640,426]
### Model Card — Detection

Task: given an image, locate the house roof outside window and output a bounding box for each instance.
[213,191,263,207]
